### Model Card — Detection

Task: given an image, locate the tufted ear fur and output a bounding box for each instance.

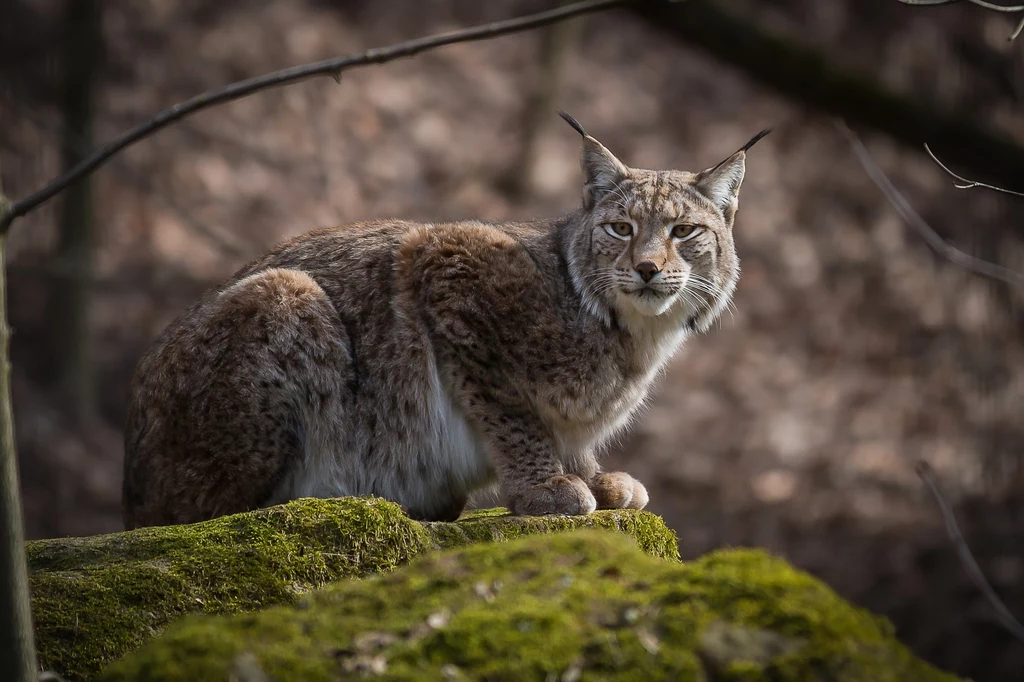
[695,129,770,227]
[560,111,629,209]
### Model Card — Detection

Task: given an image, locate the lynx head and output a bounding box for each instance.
[560,112,768,333]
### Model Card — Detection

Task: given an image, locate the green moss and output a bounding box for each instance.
[425,507,679,561]
[100,531,962,682]
[28,497,675,680]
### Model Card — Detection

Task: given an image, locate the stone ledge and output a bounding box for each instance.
[99,529,963,682]
[27,496,678,680]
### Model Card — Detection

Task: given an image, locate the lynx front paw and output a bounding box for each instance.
[590,472,649,510]
[508,474,598,516]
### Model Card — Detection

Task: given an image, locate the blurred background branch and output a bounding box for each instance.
[840,122,1024,289]
[48,0,101,425]
[915,459,1024,645]
[505,0,583,198]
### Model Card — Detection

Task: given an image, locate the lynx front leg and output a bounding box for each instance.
[472,405,596,516]
[561,451,649,511]
[509,474,597,516]
[589,471,650,510]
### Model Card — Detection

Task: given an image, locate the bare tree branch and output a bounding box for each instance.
[1012,15,1024,39]
[924,143,1024,197]
[915,460,1024,645]
[838,122,1024,290]
[0,0,629,235]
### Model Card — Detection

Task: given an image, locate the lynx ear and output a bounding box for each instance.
[559,111,628,209]
[695,128,770,227]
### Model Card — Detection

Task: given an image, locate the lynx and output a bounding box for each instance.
[122,113,767,529]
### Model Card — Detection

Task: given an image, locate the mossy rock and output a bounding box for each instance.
[99,530,962,682]
[28,496,677,680]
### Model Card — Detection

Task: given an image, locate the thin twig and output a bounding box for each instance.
[897,0,1024,40]
[925,143,1024,196]
[915,460,1024,645]
[961,0,1024,11]
[838,122,1024,290]
[898,0,1024,12]
[0,0,628,234]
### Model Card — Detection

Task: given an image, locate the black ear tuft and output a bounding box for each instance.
[558,111,587,138]
[703,128,772,177]
[740,128,771,154]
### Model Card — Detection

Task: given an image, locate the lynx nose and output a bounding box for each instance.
[635,261,660,283]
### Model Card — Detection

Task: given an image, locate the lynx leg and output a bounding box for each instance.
[508,474,597,516]
[123,267,353,529]
[471,408,596,516]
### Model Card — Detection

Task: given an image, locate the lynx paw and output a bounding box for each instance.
[508,474,598,516]
[590,472,649,510]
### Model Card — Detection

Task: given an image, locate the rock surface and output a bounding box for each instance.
[100,529,963,682]
[27,497,677,681]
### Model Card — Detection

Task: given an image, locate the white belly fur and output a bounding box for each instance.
[272,361,494,514]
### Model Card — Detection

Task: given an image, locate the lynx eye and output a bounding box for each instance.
[671,224,702,241]
[604,222,634,239]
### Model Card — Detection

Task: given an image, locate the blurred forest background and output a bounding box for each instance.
[2,0,1024,679]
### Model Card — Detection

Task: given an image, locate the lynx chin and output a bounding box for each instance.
[122,112,768,529]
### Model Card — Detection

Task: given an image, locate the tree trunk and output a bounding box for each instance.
[50,0,101,423]
[0,188,37,682]
[507,7,581,198]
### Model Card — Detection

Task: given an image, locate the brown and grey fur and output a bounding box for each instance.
[122,113,768,529]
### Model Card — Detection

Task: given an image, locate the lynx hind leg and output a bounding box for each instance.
[589,472,649,510]
[123,267,353,529]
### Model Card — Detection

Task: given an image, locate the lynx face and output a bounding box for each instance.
[586,169,739,320]
[563,113,765,331]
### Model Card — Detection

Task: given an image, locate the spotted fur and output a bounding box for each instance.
[121,116,766,528]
